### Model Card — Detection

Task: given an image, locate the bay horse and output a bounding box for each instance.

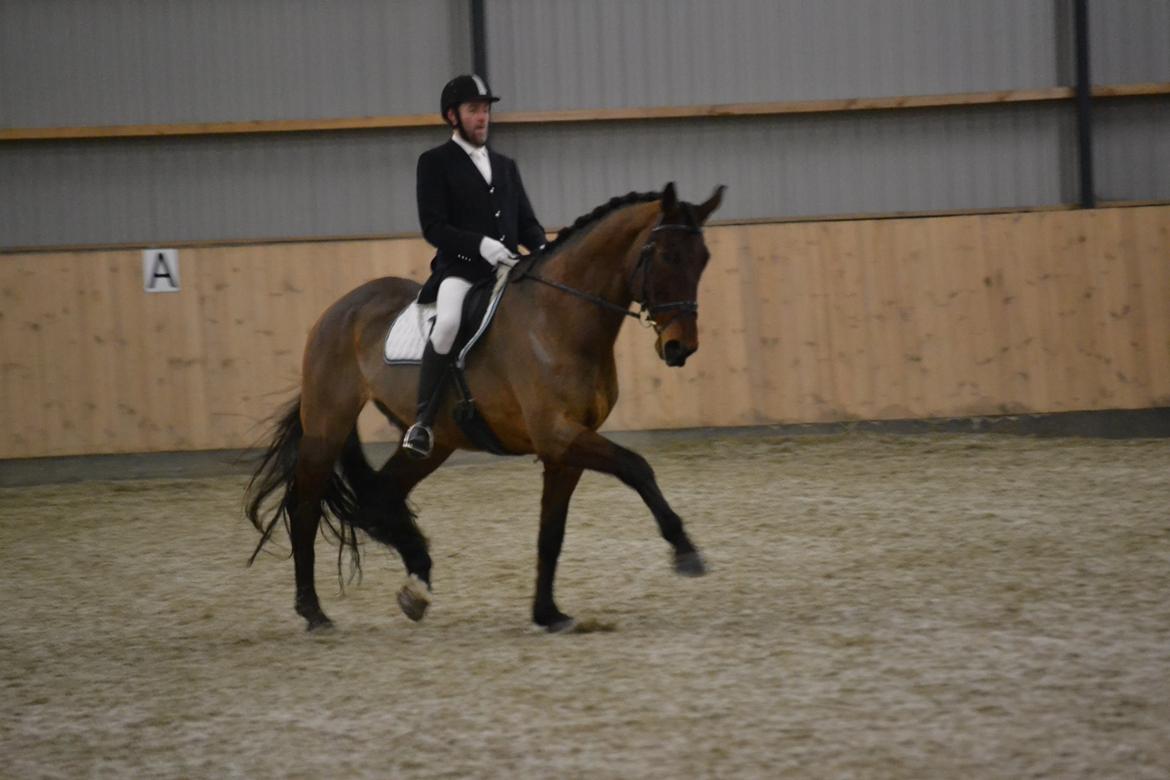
[246,182,725,632]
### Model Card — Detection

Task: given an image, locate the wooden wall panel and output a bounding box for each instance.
[610,205,1170,431]
[2,205,1168,459]
[0,239,434,458]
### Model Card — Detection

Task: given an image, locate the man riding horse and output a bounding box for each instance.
[247,73,725,632]
[402,74,548,458]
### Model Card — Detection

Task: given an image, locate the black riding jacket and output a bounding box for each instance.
[416,139,546,302]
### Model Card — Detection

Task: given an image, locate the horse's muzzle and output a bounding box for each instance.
[662,339,695,367]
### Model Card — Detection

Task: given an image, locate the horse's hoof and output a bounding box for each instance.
[544,615,577,634]
[674,550,707,577]
[305,615,334,632]
[533,606,576,634]
[297,599,333,631]
[397,575,432,622]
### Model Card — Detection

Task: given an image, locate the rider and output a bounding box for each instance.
[401,74,547,459]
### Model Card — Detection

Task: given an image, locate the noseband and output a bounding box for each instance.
[520,218,701,332]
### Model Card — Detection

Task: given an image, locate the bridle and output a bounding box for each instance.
[518,217,701,332]
[632,221,701,325]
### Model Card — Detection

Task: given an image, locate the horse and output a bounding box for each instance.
[246,182,725,632]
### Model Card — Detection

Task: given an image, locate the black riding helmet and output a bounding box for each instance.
[439,74,500,124]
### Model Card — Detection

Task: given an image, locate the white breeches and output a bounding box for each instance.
[430,276,473,355]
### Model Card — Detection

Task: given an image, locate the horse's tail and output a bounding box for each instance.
[245,396,309,565]
[244,396,427,583]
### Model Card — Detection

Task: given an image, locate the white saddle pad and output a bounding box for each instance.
[383,266,512,366]
[383,302,436,364]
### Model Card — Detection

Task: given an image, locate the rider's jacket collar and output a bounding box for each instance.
[451,131,491,184]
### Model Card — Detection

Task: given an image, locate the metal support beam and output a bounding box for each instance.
[471,0,488,79]
[1073,0,1095,208]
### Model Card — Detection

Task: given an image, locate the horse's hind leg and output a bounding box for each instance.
[290,378,366,630]
[364,444,453,622]
[289,433,348,631]
[558,428,705,576]
[533,463,584,632]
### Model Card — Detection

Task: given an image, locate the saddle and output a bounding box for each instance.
[383,266,514,455]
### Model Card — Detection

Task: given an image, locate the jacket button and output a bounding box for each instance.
[489,186,495,194]
[495,211,501,218]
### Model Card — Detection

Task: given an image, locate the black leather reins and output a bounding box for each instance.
[518,220,701,331]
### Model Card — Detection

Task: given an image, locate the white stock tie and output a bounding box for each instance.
[471,148,492,185]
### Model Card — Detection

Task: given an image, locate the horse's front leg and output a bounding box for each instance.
[533,463,584,632]
[557,428,706,576]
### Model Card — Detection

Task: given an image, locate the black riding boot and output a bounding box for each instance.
[402,343,452,459]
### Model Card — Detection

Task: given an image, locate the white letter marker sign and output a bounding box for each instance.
[143,249,181,293]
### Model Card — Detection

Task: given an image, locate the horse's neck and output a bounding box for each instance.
[548,203,657,307]
[507,201,657,358]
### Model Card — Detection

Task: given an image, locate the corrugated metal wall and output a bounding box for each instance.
[0,131,434,247]
[1095,97,1170,203]
[1,0,1167,249]
[1090,0,1170,84]
[0,0,469,126]
[491,103,1078,227]
[1087,0,1170,205]
[0,104,1082,249]
[488,0,1064,110]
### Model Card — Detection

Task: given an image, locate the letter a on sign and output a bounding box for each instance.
[143,249,180,293]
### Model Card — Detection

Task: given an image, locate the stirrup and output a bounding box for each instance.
[402,423,433,459]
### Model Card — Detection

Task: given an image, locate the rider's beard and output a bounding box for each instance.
[454,117,488,148]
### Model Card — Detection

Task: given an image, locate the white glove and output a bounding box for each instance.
[479,236,517,267]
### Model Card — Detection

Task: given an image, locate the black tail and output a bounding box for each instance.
[244,396,428,583]
[244,397,311,565]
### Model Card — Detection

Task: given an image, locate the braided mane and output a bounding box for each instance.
[542,190,661,255]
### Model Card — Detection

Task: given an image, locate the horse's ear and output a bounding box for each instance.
[695,185,726,224]
[661,182,678,212]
